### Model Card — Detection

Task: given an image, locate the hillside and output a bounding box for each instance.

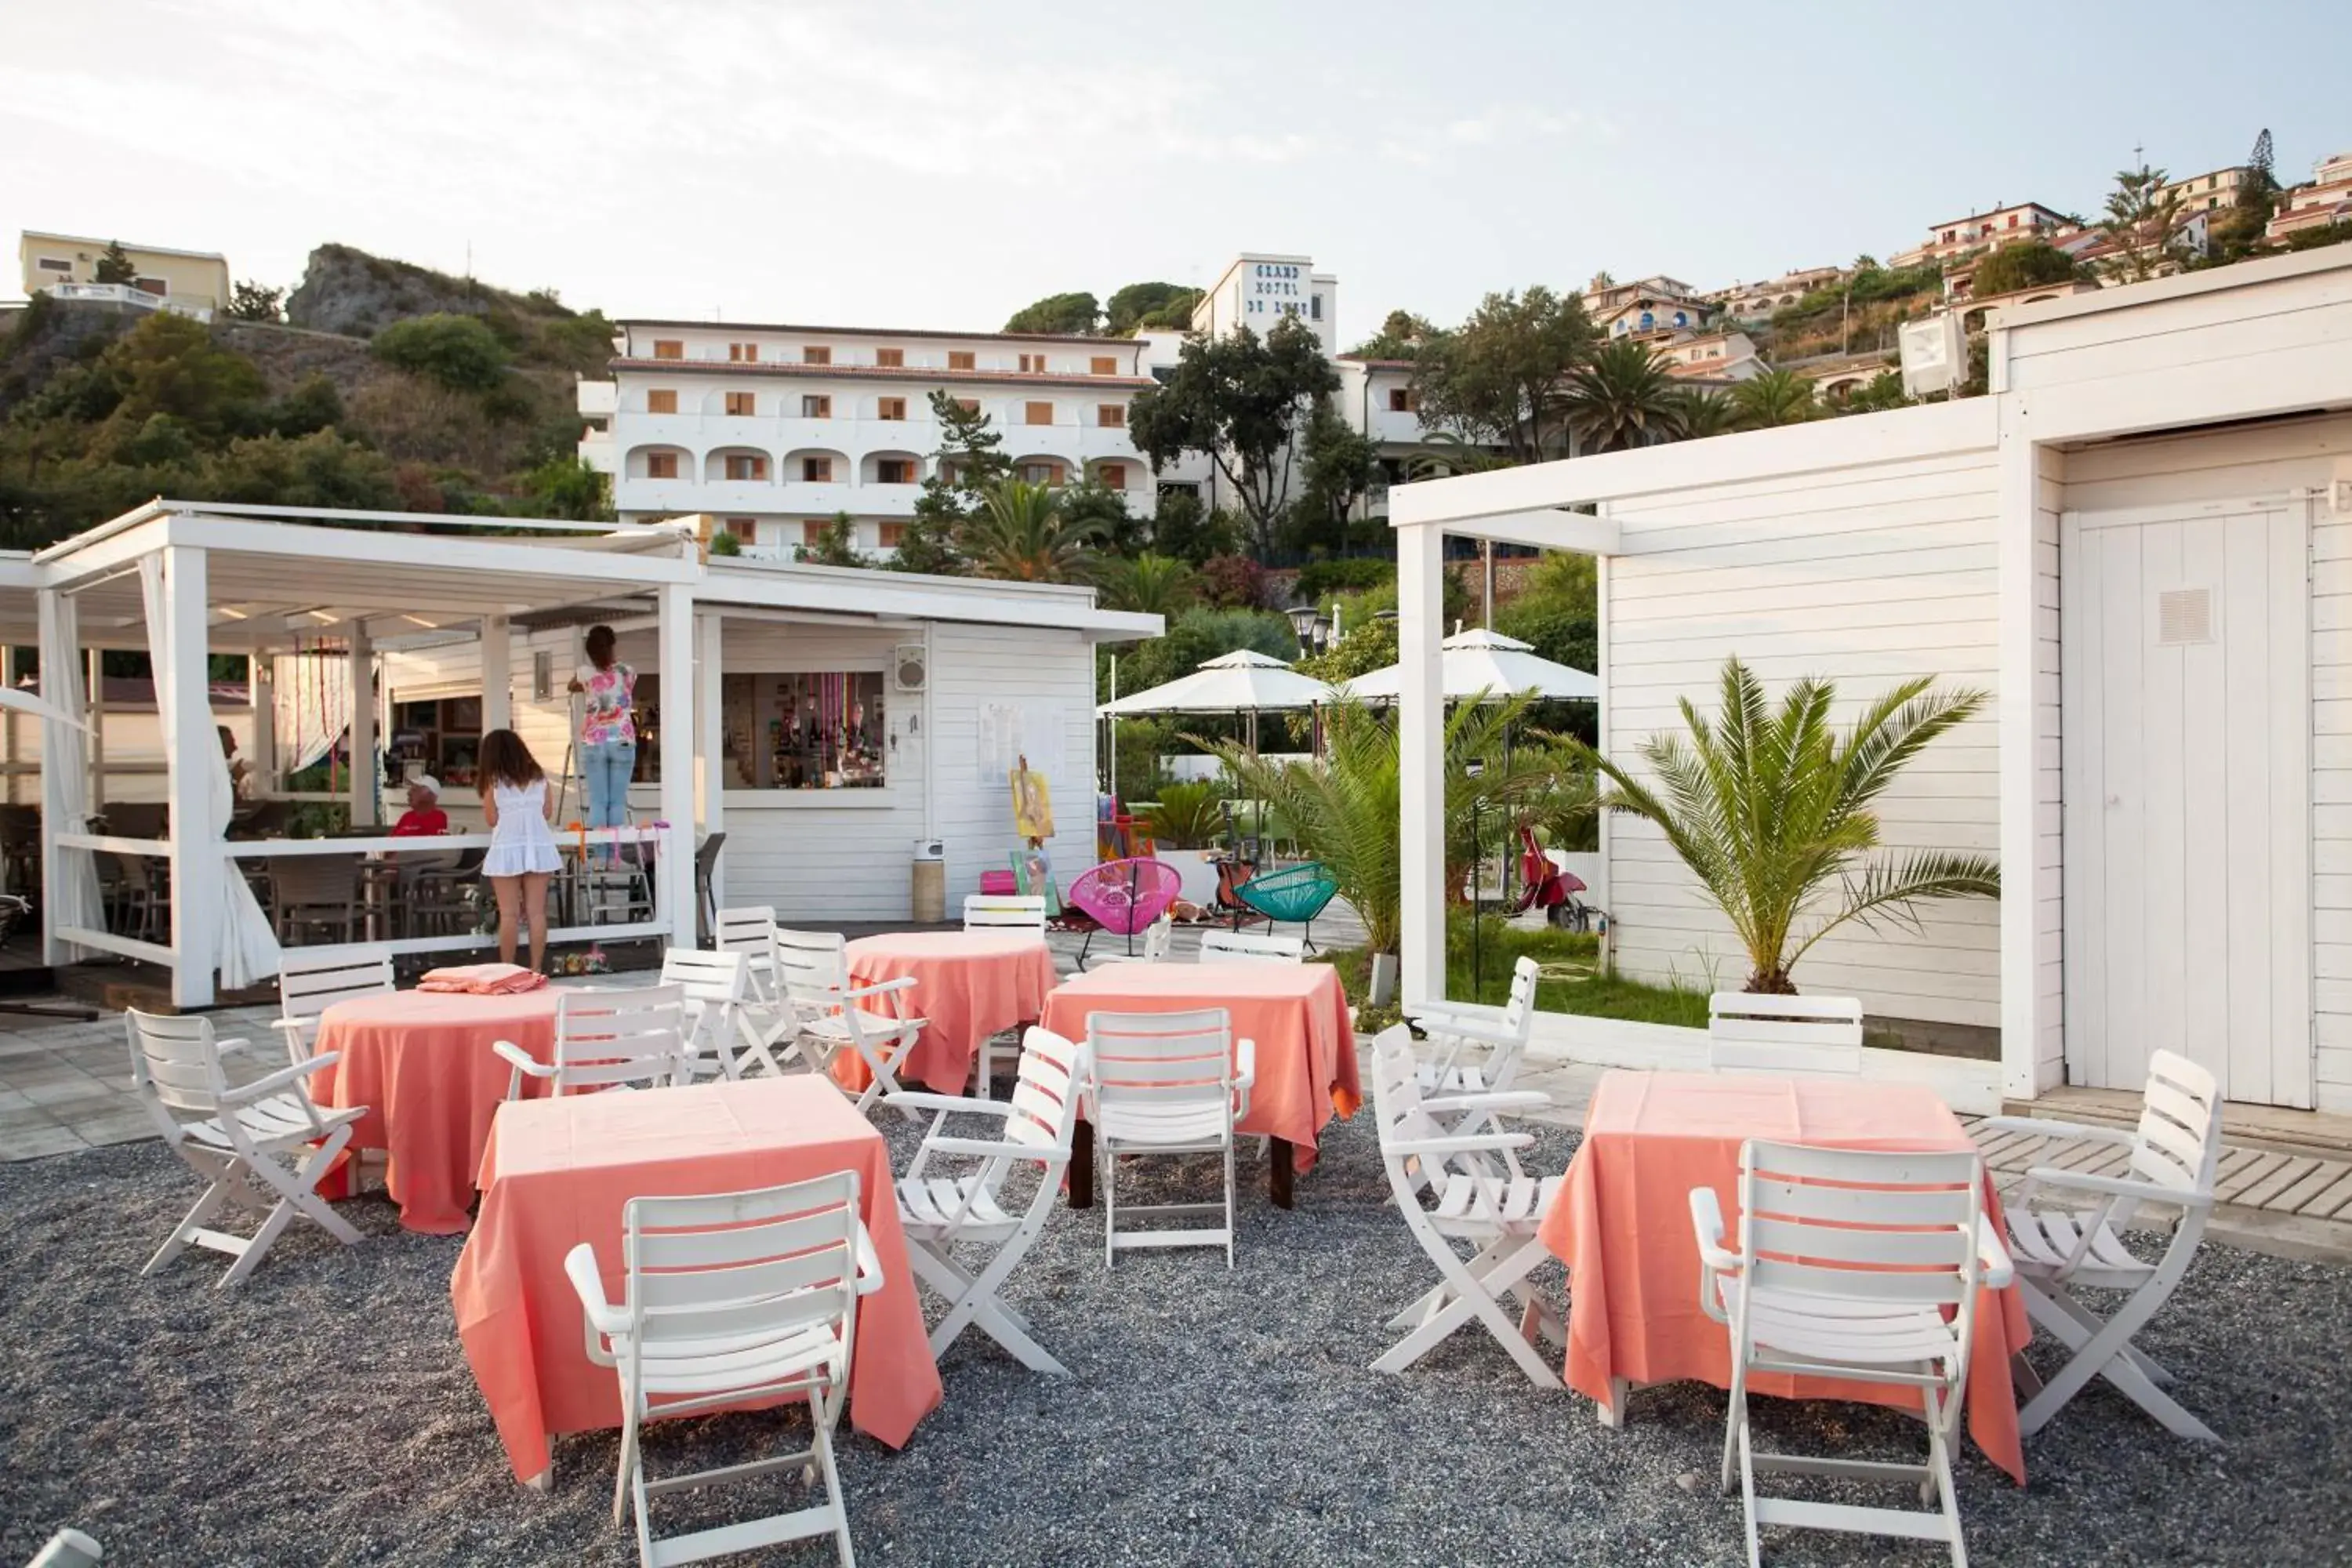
[0,245,615,547]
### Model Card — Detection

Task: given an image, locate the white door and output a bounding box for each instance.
[2060,499,2312,1107]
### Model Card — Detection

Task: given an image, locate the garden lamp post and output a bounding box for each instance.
[1465,760,1485,1001]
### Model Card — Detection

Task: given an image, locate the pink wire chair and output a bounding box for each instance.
[1066,857,1182,965]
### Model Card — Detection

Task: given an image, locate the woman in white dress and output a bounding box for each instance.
[476,729,561,972]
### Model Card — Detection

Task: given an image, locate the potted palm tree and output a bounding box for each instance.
[1569,658,1998,995]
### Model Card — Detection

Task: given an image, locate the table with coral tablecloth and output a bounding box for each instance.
[1537,1069,2032,1484]
[839,931,1058,1095]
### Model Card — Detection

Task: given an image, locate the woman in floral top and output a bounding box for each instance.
[568,625,637,839]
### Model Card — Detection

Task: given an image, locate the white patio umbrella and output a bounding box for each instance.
[1095,648,1334,755]
[1341,627,1599,704]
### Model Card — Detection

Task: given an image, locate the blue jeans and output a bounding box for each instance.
[583,738,637,833]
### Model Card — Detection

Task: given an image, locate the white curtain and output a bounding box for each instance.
[271,648,354,774]
[140,557,281,989]
[35,590,103,956]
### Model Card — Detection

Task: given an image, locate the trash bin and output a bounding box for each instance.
[910,838,946,923]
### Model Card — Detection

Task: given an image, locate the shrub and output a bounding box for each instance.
[1198,553,1268,609]
[370,313,510,391]
[1294,556,1393,603]
[1142,780,1225,848]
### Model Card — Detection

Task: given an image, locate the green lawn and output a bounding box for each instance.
[1316,916,1711,1033]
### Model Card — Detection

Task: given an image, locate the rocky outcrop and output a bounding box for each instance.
[288,243,508,339]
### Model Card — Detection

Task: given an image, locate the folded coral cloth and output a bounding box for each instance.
[417,963,547,996]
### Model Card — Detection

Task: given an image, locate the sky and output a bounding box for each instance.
[5,0,2348,340]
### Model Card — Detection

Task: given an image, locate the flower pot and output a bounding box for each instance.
[1369,952,1399,1006]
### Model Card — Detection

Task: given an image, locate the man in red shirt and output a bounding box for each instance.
[392,775,449,837]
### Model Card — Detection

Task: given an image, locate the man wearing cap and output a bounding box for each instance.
[391,774,459,888]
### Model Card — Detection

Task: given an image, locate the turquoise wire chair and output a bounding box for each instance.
[1234,861,1339,951]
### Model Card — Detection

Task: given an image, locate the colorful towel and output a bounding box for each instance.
[418,963,547,996]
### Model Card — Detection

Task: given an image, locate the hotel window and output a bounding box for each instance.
[646,452,678,479]
[1019,460,1064,486]
[725,517,757,543]
[133,276,169,296]
[1387,388,1410,412]
[724,453,767,481]
[724,391,756,416]
[803,346,832,365]
[878,397,907,420]
[1019,353,1045,372]
[954,397,980,415]
[877,458,916,484]
[878,522,906,549]
[801,394,831,418]
[1310,294,1323,321]
[1097,403,1125,428]
[801,521,834,546]
[801,456,833,482]
[34,257,72,275]
[1098,463,1127,488]
[1024,401,1052,425]
[652,339,684,360]
[948,350,975,371]
[647,389,678,414]
[1091,355,1117,376]
[875,347,904,368]
[728,342,759,362]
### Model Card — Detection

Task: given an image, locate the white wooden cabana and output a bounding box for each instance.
[20,502,705,1006]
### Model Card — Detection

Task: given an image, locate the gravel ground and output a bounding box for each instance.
[3,1109,2350,1568]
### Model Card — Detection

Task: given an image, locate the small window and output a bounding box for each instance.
[725,517,757,542]
[1310,294,1323,321]
[132,276,169,296]
[953,397,980,415]
[948,350,975,371]
[1019,353,1044,373]
[803,346,831,365]
[877,458,916,484]
[801,456,833,482]
[878,522,906,549]
[1387,389,1409,412]
[876,347,904,368]
[34,256,72,274]
[1019,460,1064,486]
[647,389,678,414]
[728,342,759,362]
[724,453,767,481]
[1025,401,1053,426]
[652,339,684,360]
[801,521,832,546]
[646,452,678,479]
[1091,355,1117,376]
[801,394,831,418]
[1098,463,1127,488]
[1098,403,1125,428]
[878,397,907,420]
[724,391,756,416]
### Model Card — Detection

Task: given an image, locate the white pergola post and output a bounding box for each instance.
[658,583,696,947]
[479,615,512,735]
[694,609,725,916]
[347,622,376,826]
[38,590,78,965]
[249,650,277,794]
[1397,521,1447,1005]
[165,545,218,1008]
[85,647,105,814]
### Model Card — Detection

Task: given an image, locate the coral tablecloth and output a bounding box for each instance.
[1040,960,1361,1166]
[840,931,1058,1094]
[310,989,562,1234]
[451,1076,942,1486]
[1537,1070,2032,1485]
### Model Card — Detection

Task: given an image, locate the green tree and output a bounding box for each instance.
[1560,338,1686,452]
[1105,282,1200,336]
[370,313,510,391]
[520,454,613,520]
[1058,477,1145,555]
[1493,551,1597,677]
[226,280,285,322]
[188,430,405,510]
[1838,369,1914,415]
[1969,240,2079,298]
[1412,286,1594,462]
[1127,317,1338,560]
[1348,309,1437,361]
[95,312,268,444]
[1098,553,1197,617]
[93,241,136,285]
[795,512,865,568]
[897,389,1014,575]
[1731,367,1820,429]
[960,479,1103,582]
[1570,657,1998,993]
[1112,604,1296,696]
[1145,488,1233,564]
[1676,387,1737,438]
[2097,166,2190,284]
[1002,291,1100,336]
[1284,400,1377,556]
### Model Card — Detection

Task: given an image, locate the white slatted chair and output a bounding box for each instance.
[564,1171,884,1568]
[1089,1008,1254,1268]
[963,893,1047,933]
[1076,912,1173,974]
[493,983,694,1101]
[1409,955,1541,1099]
[27,1529,103,1568]
[1708,992,1864,1076]
[773,927,924,1116]
[1976,1049,2223,1441]
[886,1027,1086,1373]
[1367,1024,1565,1385]
[125,1008,365,1289]
[1198,928,1304,964]
[714,906,780,1007]
[270,945,396,1068]
[660,948,769,1080]
[1690,1140,2011,1568]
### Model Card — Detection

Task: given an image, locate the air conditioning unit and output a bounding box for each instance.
[1898,313,1966,398]
[893,642,927,692]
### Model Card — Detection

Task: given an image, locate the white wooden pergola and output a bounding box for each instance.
[20,502,705,1006]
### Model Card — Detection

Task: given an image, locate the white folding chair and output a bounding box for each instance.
[962,894,1047,933]
[1708,992,1864,1076]
[493,983,693,1101]
[1976,1048,2223,1441]
[886,1027,1086,1374]
[1076,912,1173,974]
[1088,1008,1254,1268]
[714,906,780,1007]
[564,1171,884,1568]
[660,948,769,1080]
[773,927,924,1116]
[27,1530,103,1568]
[125,1008,365,1289]
[1366,1025,1564,1385]
[1409,955,1540,1099]
[1197,929,1303,964]
[270,945,396,1068]
[1690,1139,2011,1568]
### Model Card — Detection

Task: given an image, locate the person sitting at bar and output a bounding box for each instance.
[391,775,449,837]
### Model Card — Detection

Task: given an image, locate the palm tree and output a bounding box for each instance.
[1676,387,1737,439]
[1098,552,1196,616]
[958,479,1105,583]
[1731,367,1820,429]
[1570,658,1998,993]
[1404,430,1515,480]
[1561,339,1687,452]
